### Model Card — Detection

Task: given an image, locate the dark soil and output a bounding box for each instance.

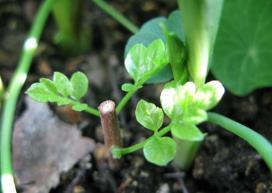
[1,0,272,193]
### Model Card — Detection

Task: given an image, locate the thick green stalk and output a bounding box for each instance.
[177,0,224,86]
[92,0,139,33]
[53,0,90,54]
[208,112,272,170]
[0,0,55,192]
[172,137,202,170]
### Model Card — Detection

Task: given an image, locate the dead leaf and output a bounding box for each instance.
[13,97,95,193]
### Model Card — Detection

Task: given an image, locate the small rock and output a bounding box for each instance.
[156,183,170,193]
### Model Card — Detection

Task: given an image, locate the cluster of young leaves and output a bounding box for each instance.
[125,10,184,84]
[26,71,89,111]
[122,39,169,92]
[129,80,224,166]
[161,80,224,142]
[125,3,272,96]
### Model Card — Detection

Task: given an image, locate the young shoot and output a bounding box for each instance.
[26,71,99,116]
[112,80,225,166]
[116,39,169,113]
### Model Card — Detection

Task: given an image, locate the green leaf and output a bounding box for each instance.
[160,81,196,119]
[121,83,136,92]
[53,72,71,97]
[145,39,169,69]
[171,122,205,141]
[125,43,146,82]
[26,83,54,103]
[70,71,89,100]
[161,81,223,125]
[125,10,184,84]
[125,39,169,83]
[39,78,58,94]
[182,108,207,125]
[135,100,164,131]
[143,136,176,166]
[212,0,272,95]
[194,80,225,110]
[72,103,88,111]
[162,25,188,82]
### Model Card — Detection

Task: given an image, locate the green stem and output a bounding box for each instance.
[68,99,100,117]
[0,0,55,192]
[0,76,3,108]
[115,126,171,156]
[207,112,272,171]
[177,0,224,86]
[116,87,140,114]
[84,106,100,117]
[92,0,139,34]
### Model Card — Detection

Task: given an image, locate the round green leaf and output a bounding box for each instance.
[121,83,135,92]
[39,78,58,94]
[135,100,164,131]
[53,72,71,97]
[143,136,176,166]
[125,43,147,82]
[70,71,89,100]
[194,80,225,110]
[160,81,196,119]
[171,122,205,141]
[160,81,183,118]
[26,83,53,103]
[184,108,207,125]
[212,0,272,95]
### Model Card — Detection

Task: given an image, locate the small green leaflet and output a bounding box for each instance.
[194,80,225,110]
[143,136,176,166]
[171,122,205,141]
[135,100,164,132]
[212,0,272,95]
[53,72,71,97]
[70,71,89,100]
[125,39,169,84]
[26,83,56,103]
[26,71,90,112]
[160,81,182,118]
[121,83,135,92]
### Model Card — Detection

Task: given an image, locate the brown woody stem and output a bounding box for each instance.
[98,100,123,168]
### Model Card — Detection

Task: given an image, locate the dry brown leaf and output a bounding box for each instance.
[13,97,95,193]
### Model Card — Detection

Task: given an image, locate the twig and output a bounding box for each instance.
[98,100,122,169]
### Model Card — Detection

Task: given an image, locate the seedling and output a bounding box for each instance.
[25,0,272,172]
[25,38,272,171]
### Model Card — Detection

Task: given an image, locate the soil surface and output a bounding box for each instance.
[1,0,272,193]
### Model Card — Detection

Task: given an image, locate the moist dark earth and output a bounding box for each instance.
[1,0,272,193]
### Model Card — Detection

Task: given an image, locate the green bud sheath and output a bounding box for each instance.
[178,0,224,86]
